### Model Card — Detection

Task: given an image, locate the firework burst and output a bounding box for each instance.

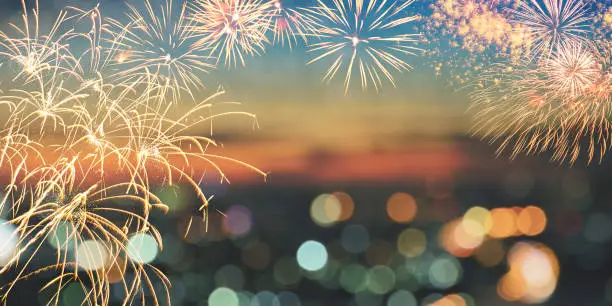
[109,0,215,101]
[509,0,591,57]
[469,42,612,165]
[0,0,265,304]
[305,0,421,94]
[424,0,531,86]
[0,160,169,305]
[542,42,601,98]
[188,0,273,68]
[0,0,77,82]
[267,0,317,49]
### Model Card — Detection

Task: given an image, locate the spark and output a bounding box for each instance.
[108,0,215,101]
[305,0,421,94]
[0,0,76,82]
[509,0,591,57]
[267,0,318,49]
[0,0,266,304]
[469,44,612,165]
[188,0,273,68]
[424,0,530,86]
[542,43,601,98]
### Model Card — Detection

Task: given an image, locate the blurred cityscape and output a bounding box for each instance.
[3,128,612,306]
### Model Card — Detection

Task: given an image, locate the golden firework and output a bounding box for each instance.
[107,0,215,101]
[0,1,265,304]
[469,42,612,164]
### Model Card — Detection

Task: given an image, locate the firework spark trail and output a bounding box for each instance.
[541,43,601,98]
[0,157,169,305]
[62,4,130,96]
[267,0,318,49]
[469,41,612,165]
[305,0,421,94]
[188,0,273,68]
[0,0,266,304]
[509,0,592,58]
[426,0,612,164]
[108,0,215,101]
[0,0,77,82]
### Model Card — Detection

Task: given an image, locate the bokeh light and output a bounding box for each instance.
[463,206,492,235]
[155,185,189,212]
[499,242,560,304]
[0,220,17,267]
[275,291,301,306]
[428,255,462,289]
[431,293,468,306]
[47,221,76,250]
[455,218,485,249]
[422,293,445,305]
[209,287,239,306]
[332,191,355,221]
[296,240,328,271]
[215,264,245,290]
[397,228,426,258]
[498,271,527,302]
[61,283,86,306]
[440,219,477,258]
[223,205,253,237]
[340,264,368,293]
[486,208,518,238]
[106,257,126,284]
[386,192,418,223]
[517,206,547,236]
[311,194,342,227]
[237,291,253,306]
[473,239,505,267]
[393,265,420,292]
[75,240,108,271]
[252,291,276,306]
[341,224,371,254]
[126,233,159,264]
[366,265,396,294]
[386,289,417,306]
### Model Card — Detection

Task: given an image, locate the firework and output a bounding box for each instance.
[188,0,273,68]
[0,1,77,82]
[0,160,169,305]
[0,0,265,304]
[108,0,215,101]
[469,42,612,165]
[305,0,421,94]
[509,0,591,57]
[61,4,127,95]
[267,0,317,49]
[424,0,532,86]
[541,43,601,98]
[3,71,88,137]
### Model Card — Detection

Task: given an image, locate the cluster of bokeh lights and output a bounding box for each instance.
[1,167,605,306]
[302,189,555,305]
